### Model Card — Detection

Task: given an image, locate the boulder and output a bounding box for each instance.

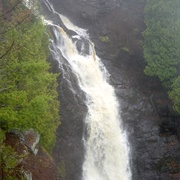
[23,129,40,155]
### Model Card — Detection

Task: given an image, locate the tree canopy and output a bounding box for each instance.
[0,0,60,151]
[143,0,180,113]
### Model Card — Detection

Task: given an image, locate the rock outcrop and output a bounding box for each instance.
[23,129,40,155]
[0,130,61,180]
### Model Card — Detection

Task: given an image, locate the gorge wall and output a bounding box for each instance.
[44,0,180,179]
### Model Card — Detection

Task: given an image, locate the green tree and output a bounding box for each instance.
[143,0,180,113]
[169,76,180,113]
[143,0,180,84]
[0,0,60,151]
[0,144,21,180]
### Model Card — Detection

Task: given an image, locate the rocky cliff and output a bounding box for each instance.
[0,130,60,180]
[47,0,180,179]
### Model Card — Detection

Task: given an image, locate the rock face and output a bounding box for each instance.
[0,130,60,180]
[47,0,180,180]
[23,129,40,155]
[53,71,87,180]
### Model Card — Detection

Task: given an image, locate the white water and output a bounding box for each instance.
[23,0,39,16]
[44,1,131,179]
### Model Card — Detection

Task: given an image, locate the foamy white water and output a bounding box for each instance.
[44,1,131,179]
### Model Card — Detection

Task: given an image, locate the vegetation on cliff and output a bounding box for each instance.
[0,0,60,152]
[143,0,180,113]
[0,131,60,179]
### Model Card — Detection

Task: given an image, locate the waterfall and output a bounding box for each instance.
[43,1,131,179]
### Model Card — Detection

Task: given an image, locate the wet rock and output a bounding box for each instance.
[160,117,178,136]
[23,129,40,155]
[22,170,32,180]
[75,39,90,55]
[2,132,60,180]
[51,54,87,180]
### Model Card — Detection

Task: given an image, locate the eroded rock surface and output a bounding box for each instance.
[0,130,61,180]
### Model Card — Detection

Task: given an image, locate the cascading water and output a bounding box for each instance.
[43,0,131,179]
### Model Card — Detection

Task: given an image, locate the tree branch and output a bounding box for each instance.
[0,40,14,59]
[0,0,22,18]
[0,88,10,93]
[0,10,32,38]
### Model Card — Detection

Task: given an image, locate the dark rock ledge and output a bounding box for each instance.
[0,130,61,180]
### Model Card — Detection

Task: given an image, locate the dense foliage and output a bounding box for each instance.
[0,143,20,179]
[143,0,180,113]
[0,0,60,151]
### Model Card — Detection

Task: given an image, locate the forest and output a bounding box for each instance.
[143,0,180,113]
[0,0,60,152]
